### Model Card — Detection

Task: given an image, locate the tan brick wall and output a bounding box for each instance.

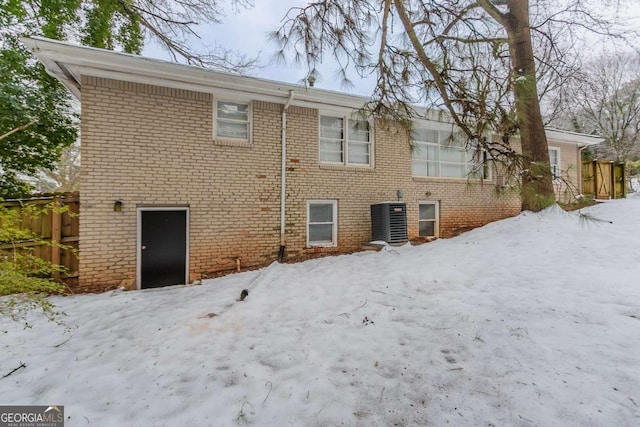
[80,77,283,291]
[79,77,521,291]
[283,115,520,260]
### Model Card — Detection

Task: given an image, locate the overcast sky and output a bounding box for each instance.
[142,1,640,97]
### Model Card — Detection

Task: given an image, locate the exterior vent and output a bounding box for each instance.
[371,202,408,244]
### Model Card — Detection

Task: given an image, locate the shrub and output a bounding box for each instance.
[0,201,68,328]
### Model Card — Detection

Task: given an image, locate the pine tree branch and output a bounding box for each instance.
[392,0,475,139]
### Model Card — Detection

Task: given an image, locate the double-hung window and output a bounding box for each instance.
[412,129,440,177]
[439,137,468,178]
[307,200,337,247]
[418,202,439,238]
[412,126,488,179]
[548,147,560,179]
[215,100,251,141]
[320,115,371,166]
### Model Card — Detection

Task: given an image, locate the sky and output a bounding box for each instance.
[141,1,640,98]
[143,1,359,92]
[2,195,639,425]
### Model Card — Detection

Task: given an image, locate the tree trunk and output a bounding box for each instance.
[506,0,555,211]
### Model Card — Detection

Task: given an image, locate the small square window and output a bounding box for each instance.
[215,100,251,141]
[319,115,372,166]
[307,200,338,247]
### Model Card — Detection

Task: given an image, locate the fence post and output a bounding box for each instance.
[51,195,62,280]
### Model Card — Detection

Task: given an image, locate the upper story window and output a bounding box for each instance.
[320,115,372,166]
[548,147,560,179]
[215,100,251,141]
[412,127,487,179]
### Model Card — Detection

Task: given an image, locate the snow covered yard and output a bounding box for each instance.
[1,198,640,426]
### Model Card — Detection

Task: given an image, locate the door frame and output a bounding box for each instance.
[136,206,190,290]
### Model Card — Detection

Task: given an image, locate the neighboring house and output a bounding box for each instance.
[23,37,602,292]
[545,129,603,202]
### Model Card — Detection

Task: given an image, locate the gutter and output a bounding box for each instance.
[278,90,295,262]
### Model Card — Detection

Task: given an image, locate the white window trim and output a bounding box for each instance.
[418,201,439,238]
[306,199,338,247]
[213,98,253,144]
[319,113,374,167]
[549,146,561,180]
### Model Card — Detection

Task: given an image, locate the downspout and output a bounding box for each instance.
[278,90,295,262]
[578,144,589,195]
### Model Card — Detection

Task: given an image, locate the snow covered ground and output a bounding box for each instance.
[1,197,640,426]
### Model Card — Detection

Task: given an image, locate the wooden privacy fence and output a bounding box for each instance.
[582,160,626,200]
[0,192,79,288]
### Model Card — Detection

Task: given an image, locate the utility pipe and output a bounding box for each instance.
[278,90,295,262]
[577,144,590,195]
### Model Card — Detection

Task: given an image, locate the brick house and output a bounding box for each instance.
[23,37,601,292]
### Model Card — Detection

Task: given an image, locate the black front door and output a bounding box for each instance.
[140,209,187,289]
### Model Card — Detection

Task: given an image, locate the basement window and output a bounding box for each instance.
[307,200,338,247]
[418,202,439,238]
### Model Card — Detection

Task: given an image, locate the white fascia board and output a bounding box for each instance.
[21,36,370,111]
[545,128,604,146]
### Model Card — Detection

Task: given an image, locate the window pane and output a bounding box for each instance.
[439,131,465,148]
[426,161,439,176]
[309,224,333,243]
[549,149,559,178]
[348,120,369,142]
[467,148,480,162]
[419,204,436,220]
[441,163,466,178]
[467,164,483,179]
[440,147,465,163]
[217,121,248,139]
[412,128,437,143]
[349,153,369,164]
[419,221,435,237]
[321,116,344,139]
[320,151,343,162]
[348,142,369,164]
[321,126,343,140]
[320,139,343,162]
[217,102,248,121]
[412,160,427,176]
[310,203,334,222]
[413,160,439,177]
[426,144,438,160]
[321,139,343,152]
[413,143,438,161]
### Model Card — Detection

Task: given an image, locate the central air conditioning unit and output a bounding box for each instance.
[371,202,408,244]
